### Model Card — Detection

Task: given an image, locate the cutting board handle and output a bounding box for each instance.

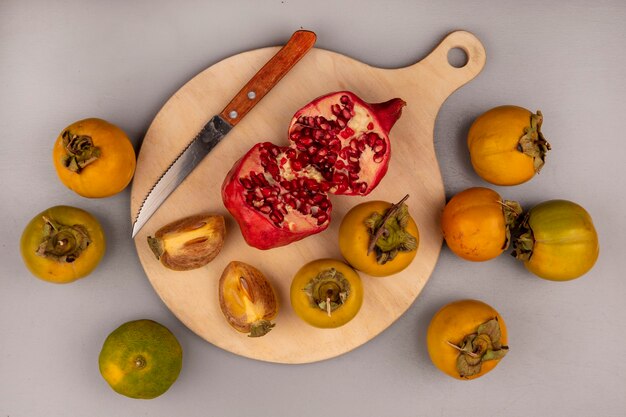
[405,30,486,97]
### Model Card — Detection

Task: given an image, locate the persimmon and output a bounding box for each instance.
[468,105,550,186]
[20,205,106,283]
[290,259,363,328]
[512,199,599,281]
[339,195,419,277]
[427,299,509,380]
[441,187,522,261]
[53,118,136,198]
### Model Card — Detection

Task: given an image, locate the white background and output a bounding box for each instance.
[2,1,625,416]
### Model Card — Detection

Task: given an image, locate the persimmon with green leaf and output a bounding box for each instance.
[339,195,419,277]
[427,299,509,380]
[468,105,551,185]
[53,118,136,198]
[512,200,599,281]
[20,205,106,283]
[290,259,363,328]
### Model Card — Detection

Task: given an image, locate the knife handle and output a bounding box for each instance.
[219,30,317,126]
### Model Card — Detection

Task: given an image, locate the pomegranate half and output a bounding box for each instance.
[222,91,406,250]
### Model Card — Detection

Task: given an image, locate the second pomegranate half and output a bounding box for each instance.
[222,91,406,250]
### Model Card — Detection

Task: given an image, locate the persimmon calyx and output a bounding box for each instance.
[249,320,276,338]
[365,194,417,265]
[61,130,101,173]
[448,317,509,378]
[518,111,551,173]
[511,212,534,261]
[303,268,350,316]
[500,199,523,250]
[36,215,91,263]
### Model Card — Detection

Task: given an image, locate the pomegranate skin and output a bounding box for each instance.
[222,143,331,250]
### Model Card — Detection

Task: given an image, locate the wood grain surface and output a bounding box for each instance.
[130,30,486,363]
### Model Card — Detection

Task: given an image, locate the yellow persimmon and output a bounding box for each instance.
[339,196,419,277]
[290,259,363,328]
[53,118,136,198]
[468,105,550,186]
[20,205,106,283]
[441,187,521,262]
[427,299,509,380]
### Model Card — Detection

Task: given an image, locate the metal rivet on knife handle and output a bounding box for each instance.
[247,91,256,100]
[219,30,317,126]
[229,110,238,119]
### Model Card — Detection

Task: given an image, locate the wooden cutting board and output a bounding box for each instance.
[130,30,485,363]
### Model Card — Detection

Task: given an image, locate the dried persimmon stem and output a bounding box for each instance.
[446,340,479,358]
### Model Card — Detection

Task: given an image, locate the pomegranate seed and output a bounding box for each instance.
[267,164,280,180]
[240,178,253,189]
[337,118,346,128]
[297,153,310,165]
[342,109,351,120]
[340,95,349,104]
[307,145,319,155]
[269,211,283,225]
[259,205,272,214]
[331,104,341,115]
[373,152,385,163]
[312,194,325,204]
[317,213,328,225]
[328,139,341,151]
[276,203,288,215]
[346,163,361,174]
[367,122,374,130]
[291,160,303,171]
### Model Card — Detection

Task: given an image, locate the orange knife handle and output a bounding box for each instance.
[219,30,316,126]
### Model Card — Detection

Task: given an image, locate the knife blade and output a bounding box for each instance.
[132,30,317,238]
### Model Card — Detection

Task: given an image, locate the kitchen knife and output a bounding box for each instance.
[131,30,317,238]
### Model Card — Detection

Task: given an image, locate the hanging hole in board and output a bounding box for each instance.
[447,47,469,68]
